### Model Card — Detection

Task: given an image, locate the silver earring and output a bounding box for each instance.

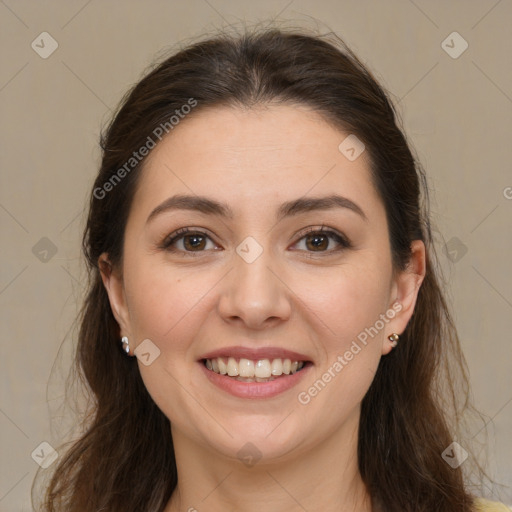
[388,333,400,347]
[121,336,130,354]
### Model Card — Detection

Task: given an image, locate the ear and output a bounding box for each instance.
[98,253,133,346]
[382,239,426,355]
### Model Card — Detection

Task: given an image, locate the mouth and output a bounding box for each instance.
[202,356,310,383]
[198,346,313,398]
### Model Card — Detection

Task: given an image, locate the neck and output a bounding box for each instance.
[164,408,373,512]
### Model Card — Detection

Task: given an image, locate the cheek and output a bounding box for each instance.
[301,258,391,344]
[123,264,213,423]
[295,258,390,406]
[124,260,210,342]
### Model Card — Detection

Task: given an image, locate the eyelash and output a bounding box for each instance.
[159,226,352,257]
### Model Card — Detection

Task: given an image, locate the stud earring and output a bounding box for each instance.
[121,336,130,354]
[388,333,400,347]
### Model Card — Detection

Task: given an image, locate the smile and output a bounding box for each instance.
[204,357,306,382]
[200,357,312,399]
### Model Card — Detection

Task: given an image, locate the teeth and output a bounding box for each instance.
[204,357,305,378]
[218,358,227,375]
[271,358,283,375]
[227,357,239,377]
[255,359,271,378]
[238,358,254,377]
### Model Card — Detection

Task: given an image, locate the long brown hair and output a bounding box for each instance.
[35,26,486,511]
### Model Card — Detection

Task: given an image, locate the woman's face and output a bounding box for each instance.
[101,104,424,464]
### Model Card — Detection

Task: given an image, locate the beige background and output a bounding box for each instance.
[1,0,511,510]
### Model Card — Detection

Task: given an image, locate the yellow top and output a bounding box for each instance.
[474,498,511,511]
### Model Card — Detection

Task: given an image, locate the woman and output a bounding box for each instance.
[36,27,510,512]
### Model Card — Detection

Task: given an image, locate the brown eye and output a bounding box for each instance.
[182,233,207,251]
[293,228,351,253]
[305,232,330,251]
[161,228,218,255]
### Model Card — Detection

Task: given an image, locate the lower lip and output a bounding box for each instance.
[199,361,312,399]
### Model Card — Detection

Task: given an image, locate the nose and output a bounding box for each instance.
[217,243,292,330]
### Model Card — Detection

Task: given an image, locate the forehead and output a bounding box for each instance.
[131,104,383,221]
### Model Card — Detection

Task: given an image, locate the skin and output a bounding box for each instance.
[100,104,426,512]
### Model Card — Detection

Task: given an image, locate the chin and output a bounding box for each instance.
[206,418,306,463]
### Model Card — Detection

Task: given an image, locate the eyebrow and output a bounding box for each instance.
[146,193,368,224]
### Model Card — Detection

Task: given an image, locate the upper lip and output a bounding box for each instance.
[199,346,312,362]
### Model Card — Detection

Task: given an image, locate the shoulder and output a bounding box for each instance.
[474,498,512,511]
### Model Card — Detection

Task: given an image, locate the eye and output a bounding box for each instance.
[160,225,351,257]
[160,228,219,255]
[292,226,351,253]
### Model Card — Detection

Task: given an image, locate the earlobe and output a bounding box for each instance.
[98,253,131,335]
[383,240,426,354]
